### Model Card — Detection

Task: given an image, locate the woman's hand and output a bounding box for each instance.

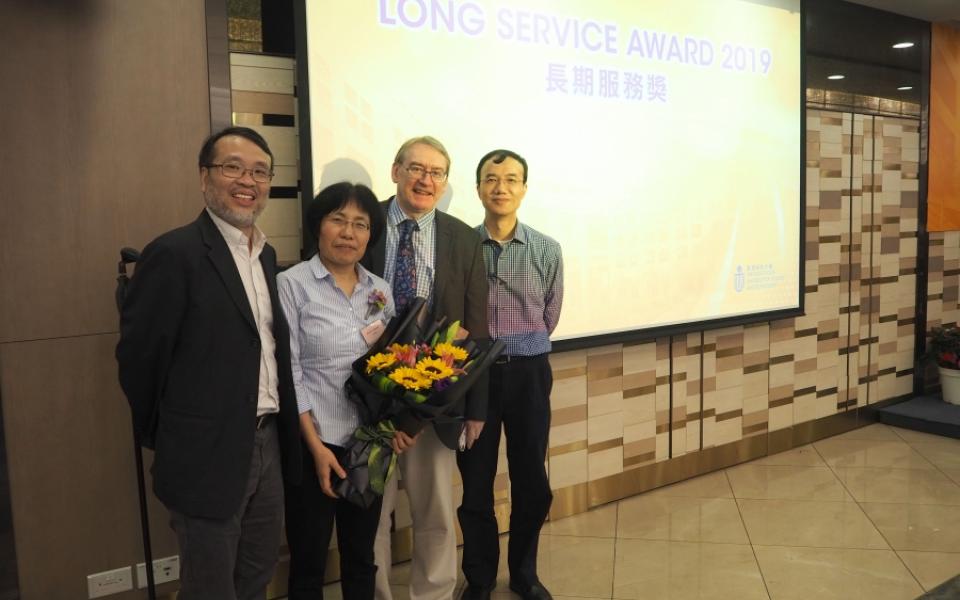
[299,412,347,499]
[312,443,347,499]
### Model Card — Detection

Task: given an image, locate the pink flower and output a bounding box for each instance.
[389,343,419,367]
[367,289,387,318]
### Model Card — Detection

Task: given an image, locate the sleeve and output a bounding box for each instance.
[115,239,187,448]
[462,234,490,421]
[543,242,564,334]
[277,273,311,416]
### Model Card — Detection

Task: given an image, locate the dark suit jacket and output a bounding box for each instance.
[361,198,489,448]
[116,210,301,519]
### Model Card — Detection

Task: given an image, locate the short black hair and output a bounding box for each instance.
[198,126,274,170]
[306,182,384,246]
[475,149,528,185]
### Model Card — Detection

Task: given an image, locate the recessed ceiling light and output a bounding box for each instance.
[892,42,915,49]
[827,74,845,80]
[898,86,913,91]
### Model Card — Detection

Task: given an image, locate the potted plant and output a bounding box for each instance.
[929,324,960,404]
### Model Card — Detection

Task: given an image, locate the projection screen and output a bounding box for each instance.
[297,0,803,345]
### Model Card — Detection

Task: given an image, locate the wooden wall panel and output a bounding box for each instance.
[0,2,212,598]
[928,23,960,232]
[0,1,211,344]
[0,335,178,599]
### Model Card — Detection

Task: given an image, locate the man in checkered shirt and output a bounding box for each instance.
[457,149,564,600]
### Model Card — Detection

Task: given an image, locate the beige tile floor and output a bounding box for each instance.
[314,424,960,599]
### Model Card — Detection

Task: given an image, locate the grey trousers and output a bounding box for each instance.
[169,421,284,600]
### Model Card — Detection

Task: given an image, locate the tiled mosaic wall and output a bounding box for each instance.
[928,231,960,326]
[230,53,301,264]
[544,110,921,515]
[927,230,960,386]
[228,54,927,545]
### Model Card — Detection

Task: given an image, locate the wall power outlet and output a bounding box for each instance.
[135,555,180,588]
[87,566,133,598]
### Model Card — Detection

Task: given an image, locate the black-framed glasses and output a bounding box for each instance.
[404,164,448,183]
[207,162,274,183]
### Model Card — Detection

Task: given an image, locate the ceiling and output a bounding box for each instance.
[805,0,938,106]
[845,0,960,27]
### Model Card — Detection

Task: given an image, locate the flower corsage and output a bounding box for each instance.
[366,289,387,318]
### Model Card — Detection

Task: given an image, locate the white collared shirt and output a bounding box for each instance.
[206,208,279,416]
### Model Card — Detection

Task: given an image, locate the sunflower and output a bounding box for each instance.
[416,357,454,380]
[433,342,468,362]
[365,352,396,374]
[388,367,433,391]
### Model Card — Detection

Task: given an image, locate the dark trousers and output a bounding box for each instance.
[169,421,284,600]
[457,354,553,589]
[285,441,382,600]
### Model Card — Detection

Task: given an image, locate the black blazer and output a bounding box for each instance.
[361,198,490,448]
[117,210,301,519]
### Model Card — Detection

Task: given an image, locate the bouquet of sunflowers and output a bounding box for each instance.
[334,298,504,507]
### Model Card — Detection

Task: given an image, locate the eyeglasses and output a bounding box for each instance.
[207,162,274,183]
[326,215,371,233]
[482,175,524,187]
[403,164,448,183]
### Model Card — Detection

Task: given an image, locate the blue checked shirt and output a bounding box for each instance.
[476,221,564,356]
[383,199,436,310]
[278,255,394,447]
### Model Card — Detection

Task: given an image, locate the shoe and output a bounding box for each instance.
[461,583,493,600]
[509,580,553,600]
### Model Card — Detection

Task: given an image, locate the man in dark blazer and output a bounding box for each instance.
[117,126,301,600]
[365,136,489,600]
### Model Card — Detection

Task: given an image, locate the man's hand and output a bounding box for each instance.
[464,419,485,449]
[391,429,420,454]
[312,443,346,499]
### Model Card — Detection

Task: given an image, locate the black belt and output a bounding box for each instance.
[494,353,544,365]
[255,413,276,430]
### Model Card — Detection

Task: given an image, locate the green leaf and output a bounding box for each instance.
[442,320,461,344]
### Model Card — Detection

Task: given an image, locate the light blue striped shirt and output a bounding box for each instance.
[383,199,436,310]
[278,255,395,447]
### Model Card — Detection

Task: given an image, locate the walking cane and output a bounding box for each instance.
[116,248,156,600]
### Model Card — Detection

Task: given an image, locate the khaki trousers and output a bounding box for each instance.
[374,426,457,600]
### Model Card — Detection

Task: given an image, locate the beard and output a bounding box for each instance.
[204,193,263,230]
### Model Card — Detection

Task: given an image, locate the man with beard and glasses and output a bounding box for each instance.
[117,126,301,600]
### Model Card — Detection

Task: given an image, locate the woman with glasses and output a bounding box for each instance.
[278,182,394,599]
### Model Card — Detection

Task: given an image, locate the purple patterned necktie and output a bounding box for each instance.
[394,219,417,312]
